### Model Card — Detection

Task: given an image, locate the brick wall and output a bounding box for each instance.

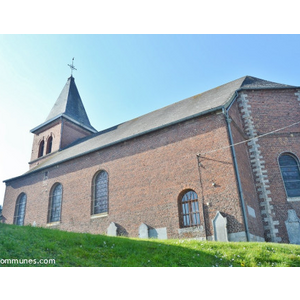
[60,119,94,149]
[233,88,300,243]
[3,112,245,239]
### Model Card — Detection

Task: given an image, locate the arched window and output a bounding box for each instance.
[46,136,53,154]
[91,171,108,215]
[14,193,27,226]
[279,153,300,198]
[38,140,44,158]
[48,183,63,223]
[179,190,200,228]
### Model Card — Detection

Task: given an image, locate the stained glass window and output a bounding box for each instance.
[279,154,300,198]
[92,171,108,215]
[14,193,27,226]
[48,183,62,223]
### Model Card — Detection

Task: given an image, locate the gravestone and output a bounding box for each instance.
[139,223,149,239]
[107,222,118,236]
[149,227,167,239]
[247,205,256,218]
[285,209,300,245]
[212,211,228,242]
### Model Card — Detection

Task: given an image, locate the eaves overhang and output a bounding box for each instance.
[30,114,98,134]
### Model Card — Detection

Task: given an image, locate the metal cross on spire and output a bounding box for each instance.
[68,57,77,77]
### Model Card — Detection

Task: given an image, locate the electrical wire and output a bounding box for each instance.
[197,120,300,156]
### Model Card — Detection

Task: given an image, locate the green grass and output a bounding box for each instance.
[1,223,300,267]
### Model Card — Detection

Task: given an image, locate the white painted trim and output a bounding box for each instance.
[46,221,60,227]
[90,212,108,219]
[287,197,300,202]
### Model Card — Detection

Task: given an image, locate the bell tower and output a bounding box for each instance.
[29,67,97,169]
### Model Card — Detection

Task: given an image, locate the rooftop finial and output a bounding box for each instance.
[68,57,77,77]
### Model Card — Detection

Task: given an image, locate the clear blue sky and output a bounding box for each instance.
[0,34,300,205]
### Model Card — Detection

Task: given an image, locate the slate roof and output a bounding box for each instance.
[31,76,97,133]
[5,75,299,181]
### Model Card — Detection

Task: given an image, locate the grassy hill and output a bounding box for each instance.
[0,223,300,267]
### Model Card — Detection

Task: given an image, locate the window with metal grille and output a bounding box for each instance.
[279,154,300,198]
[179,190,200,227]
[48,183,63,223]
[14,193,27,226]
[92,171,108,215]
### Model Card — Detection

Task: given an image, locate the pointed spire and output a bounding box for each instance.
[45,76,96,132]
[31,76,97,133]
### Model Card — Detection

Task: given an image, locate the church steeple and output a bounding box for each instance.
[29,75,97,169]
[44,76,97,133]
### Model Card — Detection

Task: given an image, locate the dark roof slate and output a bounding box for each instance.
[6,75,299,180]
[31,76,97,133]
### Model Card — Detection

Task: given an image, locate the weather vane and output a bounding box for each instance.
[68,57,77,76]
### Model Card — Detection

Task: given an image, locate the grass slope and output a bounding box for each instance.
[1,223,300,267]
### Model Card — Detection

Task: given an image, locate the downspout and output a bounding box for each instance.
[222,102,250,242]
[196,154,207,240]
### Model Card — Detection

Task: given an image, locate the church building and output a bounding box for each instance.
[2,74,300,244]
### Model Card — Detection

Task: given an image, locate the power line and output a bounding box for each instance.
[197,120,300,156]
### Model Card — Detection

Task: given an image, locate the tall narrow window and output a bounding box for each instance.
[179,190,200,228]
[46,136,53,154]
[38,140,44,158]
[92,171,108,215]
[279,153,300,198]
[14,193,27,226]
[48,183,63,223]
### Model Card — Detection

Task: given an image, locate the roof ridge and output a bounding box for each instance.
[240,75,297,89]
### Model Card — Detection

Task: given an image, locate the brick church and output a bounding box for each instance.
[2,74,300,244]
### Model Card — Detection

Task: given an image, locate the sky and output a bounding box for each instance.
[1,34,300,206]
